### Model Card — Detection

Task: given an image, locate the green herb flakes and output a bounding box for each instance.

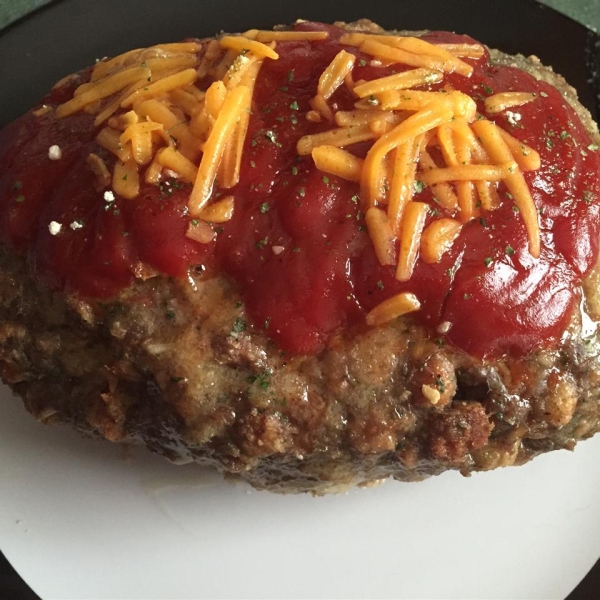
[232,317,246,333]
[413,180,426,195]
[583,190,595,204]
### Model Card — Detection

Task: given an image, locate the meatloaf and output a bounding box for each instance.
[1,19,600,494]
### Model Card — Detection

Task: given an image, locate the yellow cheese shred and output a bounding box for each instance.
[361,104,454,206]
[228,60,263,188]
[387,136,422,233]
[254,30,329,42]
[170,88,203,116]
[156,147,198,183]
[360,40,448,72]
[335,109,402,127]
[186,220,215,244]
[436,43,485,58]
[318,50,356,100]
[365,207,397,266]
[144,155,163,184]
[396,201,430,281]
[472,119,540,257]
[420,218,463,263]
[86,153,111,188]
[340,33,473,76]
[59,27,547,324]
[311,146,364,182]
[353,68,444,98]
[418,147,459,210]
[219,35,279,60]
[484,92,537,114]
[56,66,151,118]
[189,85,250,215]
[384,36,473,76]
[120,121,164,165]
[112,159,140,199]
[420,162,518,185]
[498,129,541,171]
[297,123,376,155]
[448,118,500,210]
[437,124,477,221]
[366,291,421,326]
[310,94,335,121]
[199,196,235,223]
[96,127,132,162]
[120,68,198,107]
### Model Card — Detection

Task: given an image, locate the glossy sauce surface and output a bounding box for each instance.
[1,23,599,358]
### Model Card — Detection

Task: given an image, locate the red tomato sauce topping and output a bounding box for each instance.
[1,23,600,358]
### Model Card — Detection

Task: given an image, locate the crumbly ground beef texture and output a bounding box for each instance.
[1,21,600,493]
[2,241,600,494]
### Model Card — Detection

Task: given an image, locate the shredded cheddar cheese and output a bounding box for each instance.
[189,85,250,215]
[219,35,279,60]
[318,50,356,100]
[388,137,421,233]
[309,94,335,121]
[396,202,430,281]
[113,159,140,199]
[421,218,463,264]
[471,119,540,257]
[86,153,111,188]
[156,147,198,183]
[254,30,329,42]
[55,26,546,331]
[353,69,444,98]
[436,43,485,58]
[297,123,376,155]
[186,219,215,243]
[484,92,537,114]
[365,207,397,265]
[199,195,235,223]
[311,146,363,182]
[366,291,421,326]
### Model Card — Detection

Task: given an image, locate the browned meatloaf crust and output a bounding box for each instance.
[1,20,600,494]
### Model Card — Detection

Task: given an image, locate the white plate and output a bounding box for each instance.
[1,383,600,600]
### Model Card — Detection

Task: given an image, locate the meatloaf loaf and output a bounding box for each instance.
[1,19,599,493]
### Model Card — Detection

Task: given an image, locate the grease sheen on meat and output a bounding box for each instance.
[1,20,600,493]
